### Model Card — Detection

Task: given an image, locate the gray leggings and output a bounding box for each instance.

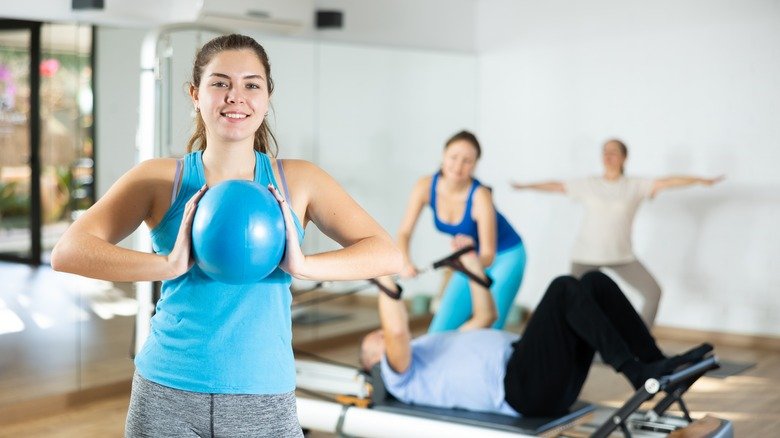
[126,372,304,438]
[571,260,662,327]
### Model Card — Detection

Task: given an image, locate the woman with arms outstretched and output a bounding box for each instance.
[512,138,722,327]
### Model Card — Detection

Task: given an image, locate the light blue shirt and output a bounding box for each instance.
[381,329,520,416]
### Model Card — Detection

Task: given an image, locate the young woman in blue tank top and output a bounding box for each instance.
[51,34,402,437]
[395,130,526,332]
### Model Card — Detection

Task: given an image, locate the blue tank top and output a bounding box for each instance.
[430,172,521,253]
[135,150,305,394]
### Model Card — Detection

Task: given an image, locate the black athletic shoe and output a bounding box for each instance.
[623,344,714,390]
[663,343,714,374]
[622,357,678,390]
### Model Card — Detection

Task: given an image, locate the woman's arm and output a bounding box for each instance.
[275,161,403,281]
[510,180,566,193]
[50,159,204,282]
[471,186,497,267]
[395,177,429,277]
[650,175,725,197]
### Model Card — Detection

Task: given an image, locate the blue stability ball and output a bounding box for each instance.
[192,180,286,284]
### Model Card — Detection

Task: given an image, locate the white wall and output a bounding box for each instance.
[475,0,780,336]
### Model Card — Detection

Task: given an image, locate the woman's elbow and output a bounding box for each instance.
[50,241,70,272]
[51,237,83,274]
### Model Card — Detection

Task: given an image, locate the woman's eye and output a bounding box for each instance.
[246,83,261,89]
[212,81,227,87]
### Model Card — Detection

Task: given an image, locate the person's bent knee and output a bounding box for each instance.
[546,275,580,300]
[580,270,608,283]
[550,275,578,288]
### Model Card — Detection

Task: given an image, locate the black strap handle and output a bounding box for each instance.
[431,245,494,289]
[369,278,403,300]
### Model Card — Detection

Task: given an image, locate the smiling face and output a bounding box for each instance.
[190,49,270,147]
[441,139,479,182]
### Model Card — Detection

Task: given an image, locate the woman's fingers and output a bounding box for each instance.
[452,234,475,250]
[267,184,295,236]
[267,184,305,275]
[167,184,209,276]
[400,263,418,278]
[183,184,208,226]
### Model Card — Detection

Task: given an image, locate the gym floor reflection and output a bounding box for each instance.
[0,262,135,406]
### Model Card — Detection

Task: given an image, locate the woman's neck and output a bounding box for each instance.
[603,169,622,181]
[439,174,472,193]
[201,143,257,183]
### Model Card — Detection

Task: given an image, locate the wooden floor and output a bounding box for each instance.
[1,263,778,436]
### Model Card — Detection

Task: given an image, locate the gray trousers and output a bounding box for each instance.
[571,260,662,327]
[126,372,304,438]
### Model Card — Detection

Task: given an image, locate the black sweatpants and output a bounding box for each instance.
[503,271,664,416]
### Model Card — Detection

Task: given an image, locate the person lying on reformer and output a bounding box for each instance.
[361,242,713,417]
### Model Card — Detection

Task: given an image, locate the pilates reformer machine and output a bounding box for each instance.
[291,249,733,437]
[294,353,733,437]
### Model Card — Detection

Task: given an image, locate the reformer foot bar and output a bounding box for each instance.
[590,355,733,438]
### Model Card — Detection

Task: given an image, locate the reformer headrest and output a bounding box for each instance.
[369,363,395,404]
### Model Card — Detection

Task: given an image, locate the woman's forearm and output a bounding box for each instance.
[51,233,179,282]
[293,236,403,281]
[396,232,418,271]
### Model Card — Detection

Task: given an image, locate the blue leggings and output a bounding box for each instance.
[428,243,527,333]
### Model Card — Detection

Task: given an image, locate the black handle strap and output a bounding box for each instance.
[431,246,494,289]
[369,278,403,300]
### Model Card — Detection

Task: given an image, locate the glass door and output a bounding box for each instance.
[0,20,94,264]
[0,21,40,263]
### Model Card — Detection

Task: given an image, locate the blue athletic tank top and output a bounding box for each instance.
[430,172,521,253]
[135,150,305,394]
